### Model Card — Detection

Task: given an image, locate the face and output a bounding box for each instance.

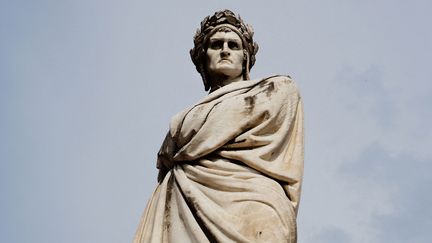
[206,31,244,81]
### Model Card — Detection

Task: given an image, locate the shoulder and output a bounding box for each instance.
[258,75,301,97]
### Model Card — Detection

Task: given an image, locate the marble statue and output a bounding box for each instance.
[134,9,304,243]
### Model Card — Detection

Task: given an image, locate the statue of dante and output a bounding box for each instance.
[134,9,304,243]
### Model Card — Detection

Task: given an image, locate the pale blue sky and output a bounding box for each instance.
[1,1,431,242]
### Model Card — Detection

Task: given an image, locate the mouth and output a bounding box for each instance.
[219,59,231,63]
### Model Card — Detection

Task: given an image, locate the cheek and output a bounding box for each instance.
[206,50,218,64]
[233,52,244,66]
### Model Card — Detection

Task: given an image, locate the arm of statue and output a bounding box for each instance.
[156,131,177,182]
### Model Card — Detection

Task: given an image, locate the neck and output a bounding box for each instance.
[209,74,244,92]
[221,75,244,86]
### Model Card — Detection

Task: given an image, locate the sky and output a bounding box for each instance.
[1,0,431,242]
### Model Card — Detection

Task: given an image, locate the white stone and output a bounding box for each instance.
[134,10,304,243]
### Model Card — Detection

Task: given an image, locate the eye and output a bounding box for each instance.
[228,41,240,50]
[209,40,223,49]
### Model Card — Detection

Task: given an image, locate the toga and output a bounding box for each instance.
[134,75,304,243]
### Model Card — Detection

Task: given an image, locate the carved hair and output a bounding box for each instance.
[190,9,259,91]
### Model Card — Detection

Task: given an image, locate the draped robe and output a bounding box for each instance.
[134,75,304,243]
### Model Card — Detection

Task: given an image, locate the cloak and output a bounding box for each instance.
[134,75,304,243]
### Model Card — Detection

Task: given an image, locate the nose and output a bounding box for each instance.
[220,43,230,57]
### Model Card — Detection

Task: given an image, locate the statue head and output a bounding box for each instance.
[190,10,259,91]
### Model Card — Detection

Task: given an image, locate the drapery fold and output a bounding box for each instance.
[135,75,304,243]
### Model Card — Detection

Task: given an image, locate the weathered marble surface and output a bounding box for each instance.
[134,76,304,243]
[134,9,304,243]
